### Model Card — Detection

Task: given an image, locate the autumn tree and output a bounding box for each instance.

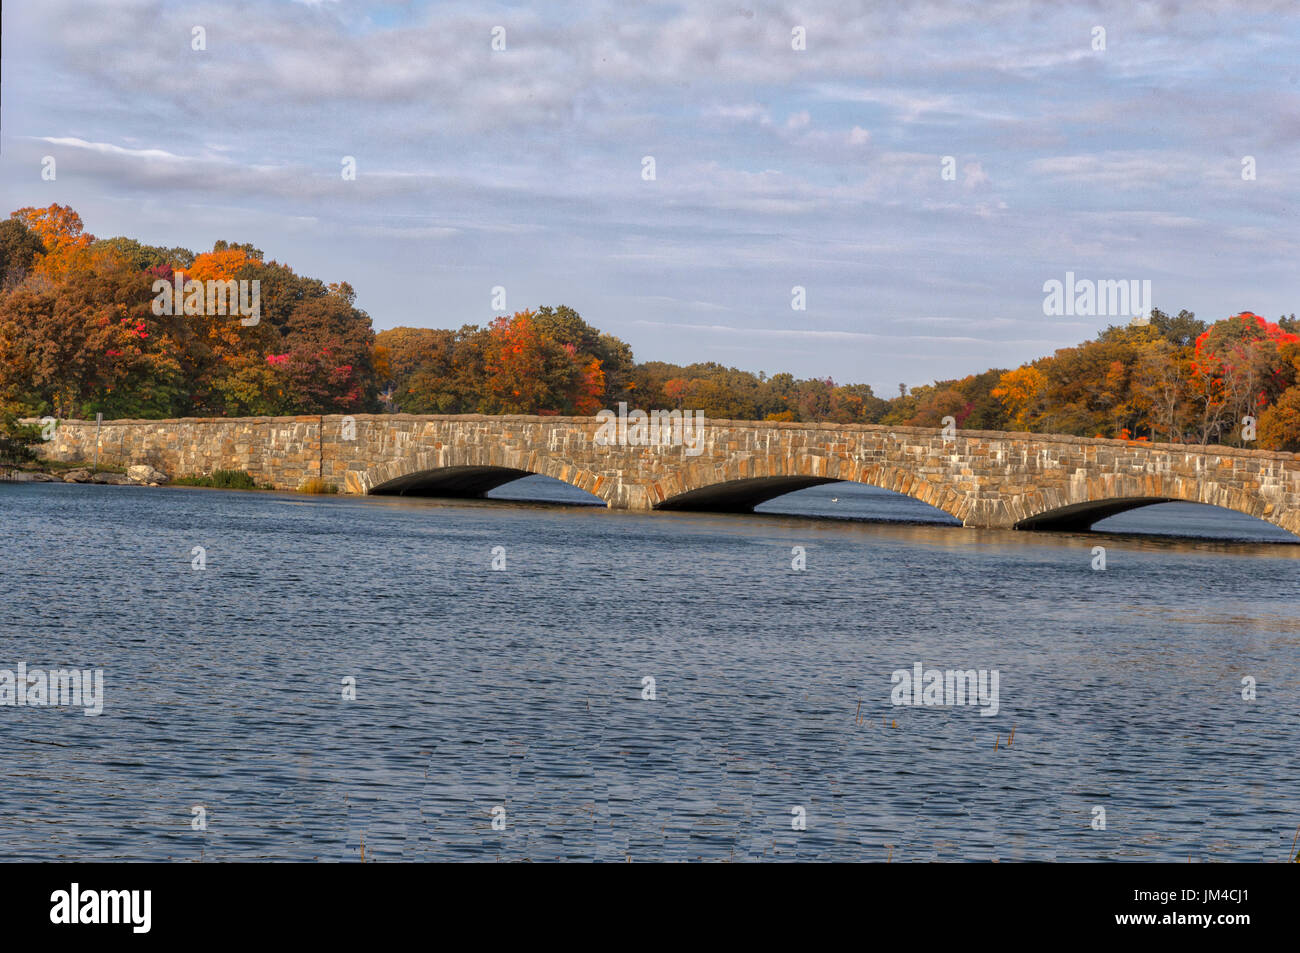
[9,203,1298,450]
[662,378,689,409]
[991,364,1047,431]
[0,250,189,418]
[11,204,95,280]
[0,218,45,288]
[903,371,1005,430]
[1189,313,1297,446]
[1258,386,1300,451]
[376,326,479,413]
[1130,338,1192,443]
[0,211,381,419]
[481,310,604,414]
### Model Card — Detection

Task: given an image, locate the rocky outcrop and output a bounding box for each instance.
[4,464,168,487]
[5,465,167,486]
[4,471,59,482]
[126,465,169,485]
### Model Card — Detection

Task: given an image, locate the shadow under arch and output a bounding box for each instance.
[754,479,963,524]
[369,465,531,497]
[1012,473,1300,536]
[1022,497,1300,541]
[352,442,611,503]
[655,476,842,512]
[654,469,968,522]
[1014,497,1174,532]
[367,466,603,505]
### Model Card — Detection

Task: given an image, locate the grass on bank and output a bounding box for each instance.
[173,470,339,493]
[298,477,339,494]
[19,460,126,474]
[174,469,267,490]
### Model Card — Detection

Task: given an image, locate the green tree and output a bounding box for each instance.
[91,237,194,271]
[1149,307,1206,348]
[0,411,40,465]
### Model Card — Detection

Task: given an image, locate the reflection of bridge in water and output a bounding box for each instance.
[39,414,1300,534]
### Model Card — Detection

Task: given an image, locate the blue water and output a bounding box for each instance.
[1,478,1297,861]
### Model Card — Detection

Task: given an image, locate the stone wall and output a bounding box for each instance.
[37,416,323,490]
[33,414,1300,533]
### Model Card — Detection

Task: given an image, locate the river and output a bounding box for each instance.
[1,478,1297,861]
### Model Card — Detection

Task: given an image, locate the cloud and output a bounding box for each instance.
[3,0,1296,391]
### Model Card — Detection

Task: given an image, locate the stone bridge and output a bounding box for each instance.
[33,413,1300,533]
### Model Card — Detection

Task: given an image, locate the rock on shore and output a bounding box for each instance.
[3,464,171,486]
[126,465,169,485]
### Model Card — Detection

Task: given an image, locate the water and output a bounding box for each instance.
[1,478,1297,862]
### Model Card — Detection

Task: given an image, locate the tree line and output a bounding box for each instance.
[4,204,1300,452]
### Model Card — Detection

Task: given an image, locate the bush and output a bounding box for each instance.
[0,414,40,466]
[174,469,259,490]
[298,477,339,494]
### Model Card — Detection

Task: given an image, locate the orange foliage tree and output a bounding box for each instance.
[11,204,96,280]
[481,310,605,414]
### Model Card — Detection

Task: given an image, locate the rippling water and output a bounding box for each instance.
[2,478,1297,862]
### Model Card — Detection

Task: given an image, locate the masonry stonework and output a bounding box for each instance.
[36,414,1300,533]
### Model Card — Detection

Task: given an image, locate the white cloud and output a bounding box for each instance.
[4,0,1296,390]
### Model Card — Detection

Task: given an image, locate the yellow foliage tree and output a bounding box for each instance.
[991,364,1046,430]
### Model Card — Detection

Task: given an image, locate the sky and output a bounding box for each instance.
[2,0,1297,394]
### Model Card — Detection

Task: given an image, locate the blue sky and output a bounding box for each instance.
[2,0,1297,393]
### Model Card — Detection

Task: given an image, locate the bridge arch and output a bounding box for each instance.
[653,457,971,522]
[348,445,613,504]
[1010,471,1298,535]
